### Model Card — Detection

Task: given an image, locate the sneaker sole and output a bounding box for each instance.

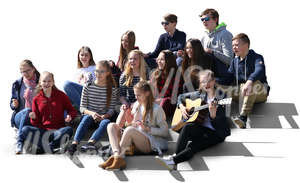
[105,165,126,171]
[233,118,246,129]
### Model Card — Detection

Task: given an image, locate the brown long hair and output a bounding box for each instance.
[152,50,177,88]
[123,50,147,87]
[77,46,96,68]
[97,60,117,108]
[118,31,136,71]
[35,71,58,95]
[181,38,213,74]
[134,80,155,122]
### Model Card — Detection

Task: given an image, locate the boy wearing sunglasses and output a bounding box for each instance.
[199,8,233,85]
[144,13,186,69]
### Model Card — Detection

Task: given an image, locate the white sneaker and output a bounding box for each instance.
[155,155,176,171]
[15,142,23,155]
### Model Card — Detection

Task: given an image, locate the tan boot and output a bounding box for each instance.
[125,144,135,156]
[106,156,126,170]
[99,156,114,169]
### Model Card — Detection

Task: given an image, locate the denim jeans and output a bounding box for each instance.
[63,81,83,110]
[74,115,111,143]
[176,56,183,66]
[14,108,32,135]
[18,126,73,153]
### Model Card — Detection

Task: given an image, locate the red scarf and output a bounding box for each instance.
[23,74,37,108]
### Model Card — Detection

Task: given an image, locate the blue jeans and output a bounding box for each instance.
[74,115,111,143]
[63,81,83,110]
[176,56,183,66]
[18,126,73,153]
[14,108,32,135]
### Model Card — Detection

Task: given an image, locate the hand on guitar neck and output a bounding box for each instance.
[208,100,217,119]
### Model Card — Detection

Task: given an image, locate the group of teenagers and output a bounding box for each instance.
[10,8,270,170]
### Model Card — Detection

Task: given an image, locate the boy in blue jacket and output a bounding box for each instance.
[144,13,186,69]
[227,33,270,128]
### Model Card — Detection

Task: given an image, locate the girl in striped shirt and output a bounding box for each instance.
[67,60,119,155]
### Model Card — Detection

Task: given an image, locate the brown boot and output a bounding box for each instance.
[99,156,114,169]
[106,156,126,170]
[125,144,135,156]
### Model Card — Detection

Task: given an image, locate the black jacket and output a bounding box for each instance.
[177,90,231,139]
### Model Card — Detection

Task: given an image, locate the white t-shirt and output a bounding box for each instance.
[73,65,96,85]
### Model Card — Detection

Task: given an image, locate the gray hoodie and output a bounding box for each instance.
[200,22,233,65]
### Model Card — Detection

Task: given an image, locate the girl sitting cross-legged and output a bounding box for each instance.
[99,80,169,170]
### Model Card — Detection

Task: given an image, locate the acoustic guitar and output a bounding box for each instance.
[171,98,232,132]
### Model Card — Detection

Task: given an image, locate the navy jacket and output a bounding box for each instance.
[227,50,270,92]
[10,74,40,127]
[149,29,186,58]
[177,90,231,139]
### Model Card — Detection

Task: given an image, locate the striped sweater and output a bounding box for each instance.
[80,82,119,116]
[119,74,141,104]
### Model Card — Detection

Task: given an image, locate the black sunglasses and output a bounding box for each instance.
[161,21,170,26]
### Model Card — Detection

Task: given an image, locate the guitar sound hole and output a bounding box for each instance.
[188,107,195,115]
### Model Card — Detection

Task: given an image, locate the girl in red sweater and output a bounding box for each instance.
[16,71,77,154]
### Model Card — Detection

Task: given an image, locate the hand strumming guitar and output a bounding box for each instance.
[179,104,189,119]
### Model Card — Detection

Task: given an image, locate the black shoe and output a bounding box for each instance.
[52,147,67,154]
[98,145,112,157]
[81,142,97,153]
[67,144,78,156]
[232,115,248,129]
[26,144,45,154]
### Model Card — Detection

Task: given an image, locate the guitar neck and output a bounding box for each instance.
[194,104,209,112]
[192,98,231,112]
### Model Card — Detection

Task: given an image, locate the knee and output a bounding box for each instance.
[79,115,93,126]
[176,57,183,66]
[122,126,136,136]
[21,126,31,134]
[65,126,73,136]
[99,119,111,128]
[107,123,118,132]
[63,80,72,91]
[181,123,193,133]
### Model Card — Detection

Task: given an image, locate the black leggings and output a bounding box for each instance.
[173,122,224,164]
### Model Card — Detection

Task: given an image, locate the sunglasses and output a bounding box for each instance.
[161,21,169,26]
[200,17,210,22]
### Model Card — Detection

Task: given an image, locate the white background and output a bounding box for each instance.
[1,0,300,182]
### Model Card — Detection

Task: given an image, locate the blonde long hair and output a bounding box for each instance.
[123,49,147,87]
[134,80,155,122]
[35,71,58,94]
